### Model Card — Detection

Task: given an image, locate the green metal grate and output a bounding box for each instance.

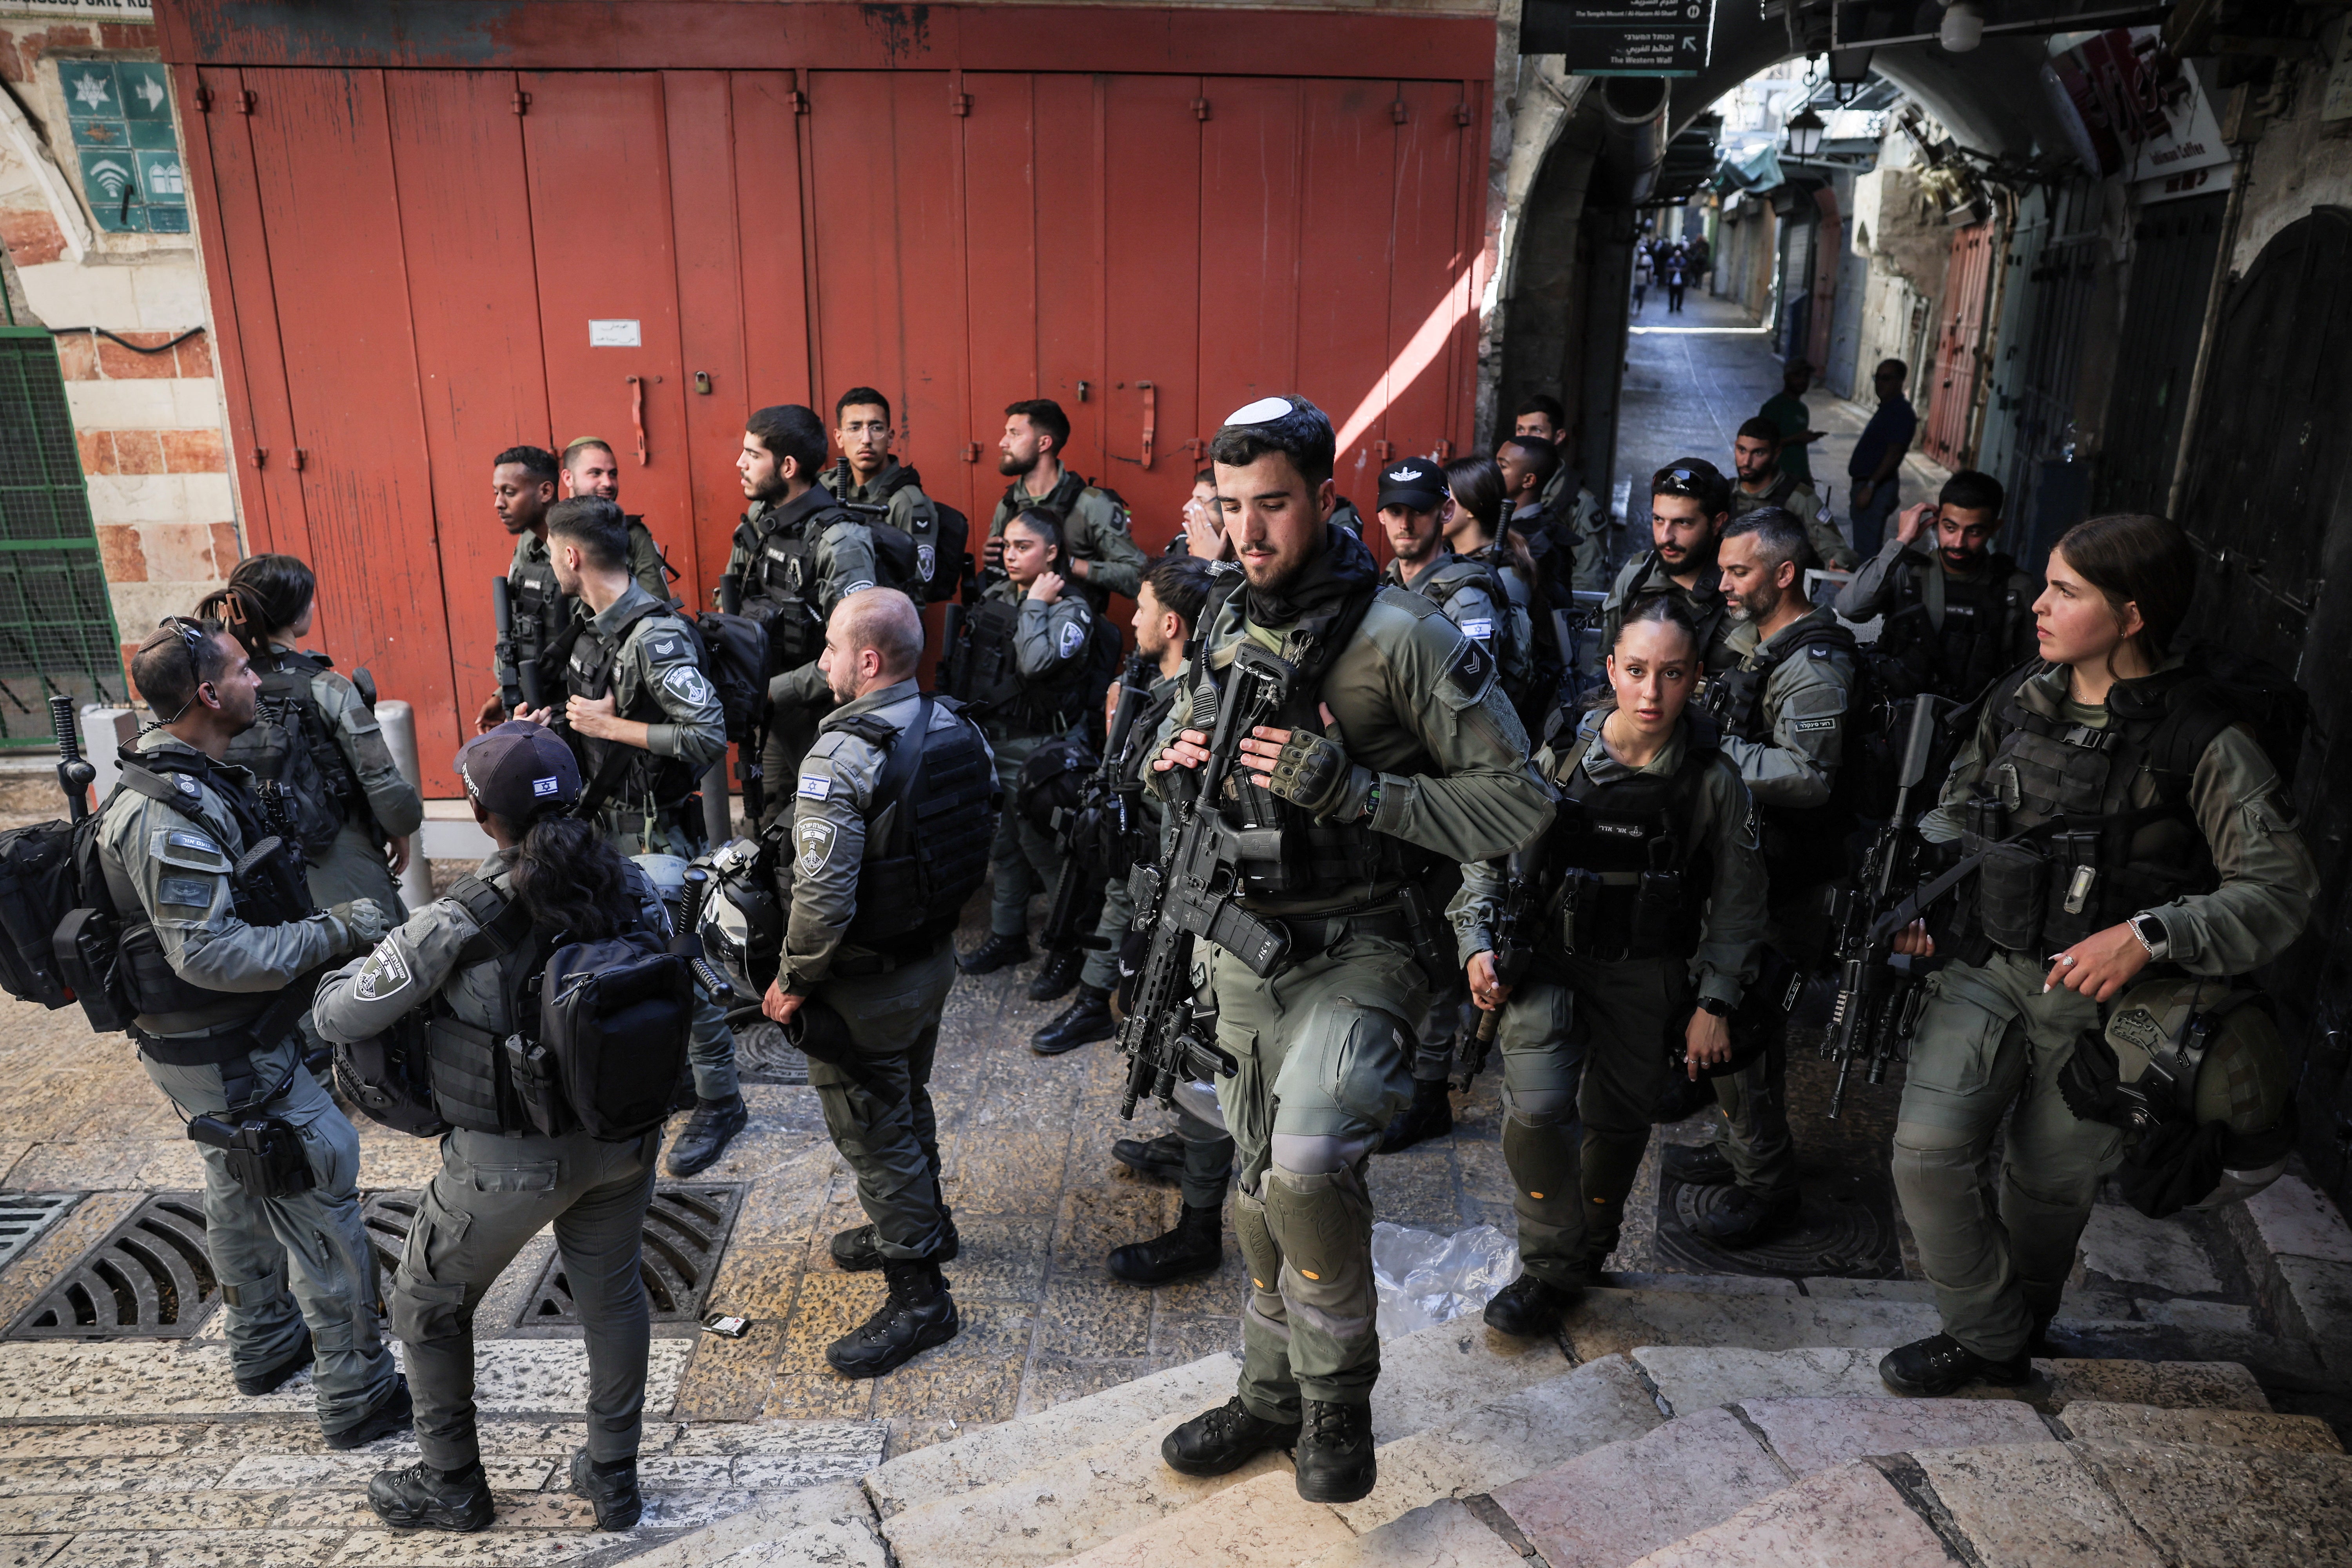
[0,327,122,748]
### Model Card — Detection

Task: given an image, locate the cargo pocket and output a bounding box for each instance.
[469,1161,559,1196]
[402,1186,474,1287]
[1906,977,2014,1102]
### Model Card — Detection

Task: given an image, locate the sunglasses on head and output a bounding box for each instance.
[1654,468,1708,497]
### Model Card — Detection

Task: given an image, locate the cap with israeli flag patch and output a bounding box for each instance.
[454,720,581,819]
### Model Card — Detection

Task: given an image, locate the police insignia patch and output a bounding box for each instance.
[353,947,411,1002]
[662,665,711,706]
[176,775,200,797]
[157,875,213,910]
[1441,636,1492,704]
[795,818,837,875]
[844,579,876,596]
[917,544,936,581]
[1058,620,1087,657]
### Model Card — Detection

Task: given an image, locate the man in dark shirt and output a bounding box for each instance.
[1846,359,1917,561]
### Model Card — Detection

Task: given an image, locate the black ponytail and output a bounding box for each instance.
[505,813,635,942]
[197,553,317,654]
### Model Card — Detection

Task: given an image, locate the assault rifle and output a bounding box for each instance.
[1457,849,1535,1091]
[1117,642,1298,1118]
[1823,695,1948,1118]
[1040,654,1154,954]
[492,576,543,717]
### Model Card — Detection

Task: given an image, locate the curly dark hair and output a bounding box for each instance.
[506,814,637,942]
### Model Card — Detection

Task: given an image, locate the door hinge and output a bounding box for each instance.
[194,85,212,114]
[1455,103,1474,126]
[1192,97,1211,121]
[1391,100,1409,124]
[1373,439,1394,461]
[512,90,531,115]
[951,89,972,116]
[250,447,267,469]
[292,447,308,471]
[236,89,257,114]
[791,89,809,114]
[962,442,981,463]
[1434,438,1453,459]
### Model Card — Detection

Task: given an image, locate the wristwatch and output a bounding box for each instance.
[2128,912,2171,961]
[1696,996,1735,1018]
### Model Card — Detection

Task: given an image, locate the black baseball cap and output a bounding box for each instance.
[454,720,580,819]
[1375,457,1448,514]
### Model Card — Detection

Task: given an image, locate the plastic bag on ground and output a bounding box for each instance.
[1370,1221,1520,1339]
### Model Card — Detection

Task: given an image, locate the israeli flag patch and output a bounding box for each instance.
[1058,620,1087,657]
[1460,617,1494,642]
[797,773,832,800]
[532,775,561,798]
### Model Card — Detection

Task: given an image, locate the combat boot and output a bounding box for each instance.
[960,932,1031,975]
[1294,1400,1377,1503]
[1879,1333,2031,1397]
[826,1258,959,1377]
[1692,1185,1799,1247]
[368,1459,495,1532]
[1662,1140,1737,1187]
[1034,984,1114,1054]
[1483,1273,1581,1338]
[234,1329,313,1397]
[325,1375,414,1450]
[1112,1131,1187,1183]
[1161,1397,1299,1477]
[1108,1202,1223,1285]
[665,1093,748,1178]
[831,1207,959,1272]
[568,1448,644,1531]
[1376,1078,1453,1154]
[1028,947,1083,1002]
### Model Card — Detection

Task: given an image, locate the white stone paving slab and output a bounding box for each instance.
[2076,1204,2223,1295]
[595,1480,889,1567]
[2240,1176,2352,1266]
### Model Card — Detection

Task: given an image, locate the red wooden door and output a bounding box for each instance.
[1102,75,1203,548]
[1924,220,1995,470]
[1808,187,1841,377]
[1300,79,1403,537]
[1383,80,1474,465]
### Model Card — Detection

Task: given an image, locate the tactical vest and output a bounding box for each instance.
[1189,579,1434,900]
[564,599,698,811]
[1956,663,2228,960]
[221,648,361,858]
[829,460,940,593]
[738,497,856,674]
[1875,554,2030,703]
[1000,468,1089,530]
[85,749,316,1047]
[1704,616,1863,886]
[1624,556,1734,673]
[786,696,999,961]
[1535,716,1720,962]
[950,595,1104,735]
[509,549,578,701]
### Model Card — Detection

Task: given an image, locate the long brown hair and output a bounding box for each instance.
[2051,513,2198,669]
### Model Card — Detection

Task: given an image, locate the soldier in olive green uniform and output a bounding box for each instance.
[950,511,1107,996]
[989,397,1147,611]
[1603,460,1741,676]
[761,590,998,1377]
[731,405,885,804]
[1835,471,2041,705]
[313,724,666,1535]
[200,554,425,916]
[1456,597,1767,1336]
[1680,508,1856,1246]
[1150,397,1551,1506]
[102,619,408,1447]
[1732,416,1854,571]
[1879,515,2318,1398]
[1510,394,1609,593]
[482,444,672,730]
[820,386,949,602]
[532,498,743,1178]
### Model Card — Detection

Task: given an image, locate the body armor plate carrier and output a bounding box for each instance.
[1874,553,2029,704]
[1704,616,1862,887]
[564,597,697,813]
[1537,716,1719,962]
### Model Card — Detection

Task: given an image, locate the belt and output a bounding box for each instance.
[830,933,951,978]
[1274,903,1413,956]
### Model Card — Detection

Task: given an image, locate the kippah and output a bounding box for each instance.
[1224,397,1295,426]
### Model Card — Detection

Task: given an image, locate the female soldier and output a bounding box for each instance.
[199,554,424,914]
[1880,514,2318,1396]
[1455,597,1768,1337]
[951,509,1105,1000]
[314,722,664,1534]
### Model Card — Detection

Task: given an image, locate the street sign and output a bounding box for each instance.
[1521,0,1714,75]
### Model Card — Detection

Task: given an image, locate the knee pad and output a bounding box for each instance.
[1501,1109,1582,1208]
[1231,1182,1286,1330]
[1263,1163,1376,1343]
[1501,1085,1577,1121]
[1268,1004,1413,1140]
[1269,1131,1377,1176]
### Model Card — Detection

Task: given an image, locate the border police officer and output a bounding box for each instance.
[1732,417,1855,571]
[316,723,668,1533]
[200,554,424,915]
[988,398,1147,613]
[1603,460,1742,676]
[1459,597,1767,1335]
[1880,514,2317,1397]
[1150,396,1551,1505]
[532,497,744,1178]
[760,589,997,1376]
[103,617,408,1447]
[821,386,949,601]
[1836,470,2040,704]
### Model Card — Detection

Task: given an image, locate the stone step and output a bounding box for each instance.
[0,1408,884,1567]
[877,1316,1574,1568]
[1628,1343,2274,1415]
[1060,1353,1662,1568]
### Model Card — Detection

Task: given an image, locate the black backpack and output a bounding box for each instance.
[531,931,693,1141]
[0,820,76,1010]
[687,612,771,746]
[927,501,971,604]
[2145,642,2310,801]
[1018,728,1098,834]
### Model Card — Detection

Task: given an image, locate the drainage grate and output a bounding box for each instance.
[1654,1164,1903,1282]
[521,1183,745,1325]
[734,1021,809,1086]
[8,1193,217,1339]
[0,1192,80,1274]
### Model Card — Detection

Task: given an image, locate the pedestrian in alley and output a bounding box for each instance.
[1633,246,1652,313]
[1758,359,1822,487]
[1847,358,1918,560]
[1665,246,1689,314]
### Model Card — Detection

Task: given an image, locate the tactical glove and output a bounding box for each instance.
[327,898,393,954]
[1265,729,1368,819]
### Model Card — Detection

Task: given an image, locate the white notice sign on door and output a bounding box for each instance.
[588,319,642,347]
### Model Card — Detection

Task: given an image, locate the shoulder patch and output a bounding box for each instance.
[1809,644,1834,659]
[1058,619,1088,658]
[1440,633,1496,707]
[648,634,686,662]
[1459,617,1494,642]
[175,775,201,797]
[916,543,937,581]
[151,827,229,872]
[797,773,833,800]
[843,579,877,596]
[795,817,838,876]
[662,664,713,707]
[156,874,216,911]
[352,946,411,1002]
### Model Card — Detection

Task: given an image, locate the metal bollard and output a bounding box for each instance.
[701,758,732,850]
[375,700,436,914]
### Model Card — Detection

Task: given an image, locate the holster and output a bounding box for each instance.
[187,1112,312,1200]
